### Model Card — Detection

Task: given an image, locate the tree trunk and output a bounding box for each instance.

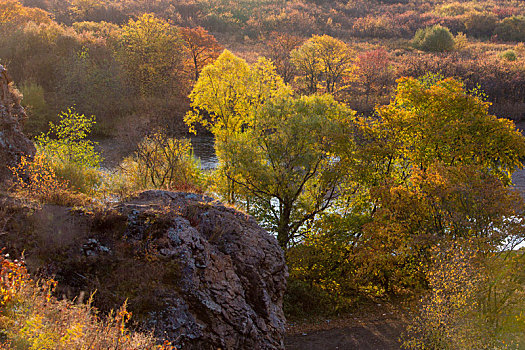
[277,203,292,248]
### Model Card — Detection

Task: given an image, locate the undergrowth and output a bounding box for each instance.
[0,253,174,349]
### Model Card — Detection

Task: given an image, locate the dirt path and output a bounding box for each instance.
[285,320,404,350]
[285,302,407,350]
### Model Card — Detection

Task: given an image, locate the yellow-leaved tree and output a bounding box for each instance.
[185,50,291,202]
[291,34,356,95]
[285,75,525,314]
[117,13,183,97]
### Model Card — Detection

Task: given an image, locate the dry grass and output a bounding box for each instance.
[9,154,92,208]
[0,254,175,350]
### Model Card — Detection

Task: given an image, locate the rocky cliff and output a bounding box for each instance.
[0,190,288,349]
[0,65,36,185]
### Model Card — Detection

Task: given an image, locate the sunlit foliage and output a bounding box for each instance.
[35,108,103,195]
[0,0,52,27]
[403,242,525,349]
[0,254,174,349]
[220,94,356,247]
[287,76,525,304]
[180,26,222,81]
[120,133,203,192]
[117,13,183,97]
[186,50,291,137]
[291,34,356,94]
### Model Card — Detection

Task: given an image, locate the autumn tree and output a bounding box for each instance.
[287,76,525,297]
[220,94,356,248]
[0,0,52,27]
[291,35,356,95]
[375,77,525,183]
[266,32,303,84]
[357,48,393,107]
[290,39,321,94]
[185,50,291,138]
[117,13,183,97]
[180,26,222,82]
[185,50,291,202]
[354,76,525,290]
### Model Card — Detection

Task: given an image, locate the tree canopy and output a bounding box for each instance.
[185,49,291,138]
[219,94,356,247]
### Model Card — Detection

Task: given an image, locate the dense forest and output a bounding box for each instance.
[2,0,525,348]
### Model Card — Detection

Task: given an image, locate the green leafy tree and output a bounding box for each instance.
[185,50,291,202]
[219,94,356,248]
[117,13,183,97]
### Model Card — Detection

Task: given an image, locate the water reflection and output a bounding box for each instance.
[190,135,218,170]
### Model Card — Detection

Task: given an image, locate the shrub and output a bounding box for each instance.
[454,32,469,51]
[412,25,455,52]
[436,2,470,17]
[495,15,525,42]
[18,82,51,137]
[500,49,518,61]
[351,15,400,38]
[463,11,497,38]
[402,242,525,349]
[0,254,174,349]
[50,158,103,195]
[36,108,101,168]
[284,277,350,320]
[120,133,203,193]
[9,154,90,206]
[35,108,103,195]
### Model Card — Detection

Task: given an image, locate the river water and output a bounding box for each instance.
[190,135,218,170]
[188,135,525,194]
[99,134,525,196]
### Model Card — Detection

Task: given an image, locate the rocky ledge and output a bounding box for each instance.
[0,65,35,185]
[0,190,288,349]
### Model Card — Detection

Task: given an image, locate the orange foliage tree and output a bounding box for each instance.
[266,32,303,84]
[357,48,394,107]
[180,26,222,82]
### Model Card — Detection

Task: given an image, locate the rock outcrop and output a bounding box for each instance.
[0,190,288,349]
[0,65,36,184]
[122,191,288,349]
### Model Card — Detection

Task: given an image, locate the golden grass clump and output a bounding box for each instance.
[9,154,91,207]
[0,253,175,350]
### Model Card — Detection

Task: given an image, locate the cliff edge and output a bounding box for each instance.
[0,65,35,185]
[0,190,288,349]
